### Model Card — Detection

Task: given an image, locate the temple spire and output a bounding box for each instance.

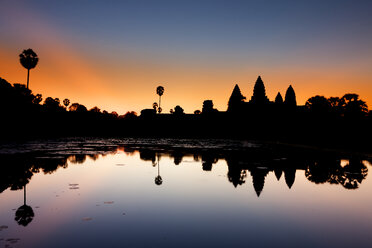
[250,76,269,104]
[227,84,246,112]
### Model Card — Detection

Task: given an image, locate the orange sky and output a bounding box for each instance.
[1,1,371,114]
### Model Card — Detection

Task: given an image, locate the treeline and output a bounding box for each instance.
[305,94,369,119]
[0,77,137,120]
[0,77,138,138]
[1,76,372,151]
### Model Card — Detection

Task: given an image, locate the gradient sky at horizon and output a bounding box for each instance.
[1,0,372,114]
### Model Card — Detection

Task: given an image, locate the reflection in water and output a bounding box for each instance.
[305,158,368,190]
[0,140,371,248]
[155,154,163,185]
[15,185,34,227]
[0,144,370,199]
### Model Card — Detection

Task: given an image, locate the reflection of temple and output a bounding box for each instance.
[225,155,301,197]
[0,145,369,204]
[131,146,369,196]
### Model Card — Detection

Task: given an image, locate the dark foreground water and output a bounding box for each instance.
[0,138,371,248]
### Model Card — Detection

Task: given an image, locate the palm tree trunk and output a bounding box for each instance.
[24,185,26,205]
[159,96,161,113]
[26,69,30,89]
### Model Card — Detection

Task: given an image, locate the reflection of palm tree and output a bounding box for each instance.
[156,86,164,113]
[15,185,34,226]
[19,49,39,89]
[155,154,163,185]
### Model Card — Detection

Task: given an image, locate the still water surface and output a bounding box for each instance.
[0,139,372,248]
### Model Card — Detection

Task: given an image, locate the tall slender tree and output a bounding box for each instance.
[156,86,164,113]
[19,49,39,89]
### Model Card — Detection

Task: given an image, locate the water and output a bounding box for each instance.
[0,138,371,248]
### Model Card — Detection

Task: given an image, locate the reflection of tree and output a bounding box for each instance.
[87,154,99,161]
[155,154,163,185]
[338,159,368,190]
[37,157,69,174]
[226,157,246,187]
[139,149,156,164]
[305,158,368,190]
[305,160,340,184]
[171,151,183,165]
[201,153,218,171]
[68,155,86,164]
[15,185,34,227]
[228,168,247,188]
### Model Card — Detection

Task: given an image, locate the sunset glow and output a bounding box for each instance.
[1,0,371,114]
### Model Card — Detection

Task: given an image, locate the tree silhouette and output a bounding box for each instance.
[89,106,101,113]
[63,99,70,108]
[202,100,214,114]
[122,111,137,120]
[174,105,184,115]
[284,85,297,106]
[44,97,61,111]
[305,95,330,113]
[337,159,368,190]
[194,110,201,115]
[156,86,164,114]
[341,94,368,118]
[328,97,343,115]
[69,103,87,112]
[152,102,158,111]
[15,185,34,227]
[250,76,269,104]
[32,94,43,105]
[19,49,39,89]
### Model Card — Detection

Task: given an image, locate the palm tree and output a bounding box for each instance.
[15,185,34,226]
[63,99,70,108]
[19,49,39,89]
[155,154,163,185]
[152,102,158,111]
[156,86,164,114]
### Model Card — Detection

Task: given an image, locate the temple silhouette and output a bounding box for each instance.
[1,73,371,151]
[227,75,297,113]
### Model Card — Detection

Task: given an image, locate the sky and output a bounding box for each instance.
[0,0,372,114]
